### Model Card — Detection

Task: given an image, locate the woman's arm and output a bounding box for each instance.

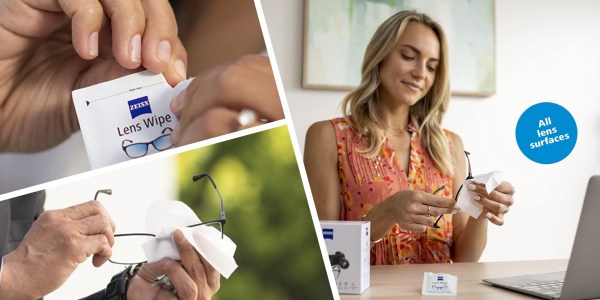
[304,121,342,220]
[450,132,488,262]
[450,132,515,262]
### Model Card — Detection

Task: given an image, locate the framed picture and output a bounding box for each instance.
[303,0,496,96]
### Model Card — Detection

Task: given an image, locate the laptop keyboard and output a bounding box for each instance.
[515,280,563,298]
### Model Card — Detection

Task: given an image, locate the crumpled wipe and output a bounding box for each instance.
[141,200,238,278]
[455,171,503,218]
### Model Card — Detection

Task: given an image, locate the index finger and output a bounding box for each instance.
[62,201,116,231]
[173,230,207,282]
[495,181,515,195]
[57,0,105,60]
[422,194,456,210]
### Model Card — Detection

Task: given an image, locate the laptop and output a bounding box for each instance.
[483,175,600,300]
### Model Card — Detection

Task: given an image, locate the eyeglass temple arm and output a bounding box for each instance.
[464,151,473,180]
[192,173,226,222]
[94,189,113,201]
[432,151,471,229]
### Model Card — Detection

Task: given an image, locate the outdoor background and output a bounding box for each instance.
[45,126,333,299]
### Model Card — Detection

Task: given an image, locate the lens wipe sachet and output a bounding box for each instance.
[72,71,192,169]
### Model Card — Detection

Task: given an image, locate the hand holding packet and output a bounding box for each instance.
[72,71,192,169]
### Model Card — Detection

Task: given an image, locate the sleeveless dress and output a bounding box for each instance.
[331,117,454,264]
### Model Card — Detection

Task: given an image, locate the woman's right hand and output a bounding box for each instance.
[368,190,457,237]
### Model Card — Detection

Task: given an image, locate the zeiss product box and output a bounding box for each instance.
[320,221,370,294]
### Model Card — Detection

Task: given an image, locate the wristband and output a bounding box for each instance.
[103,263,143,300]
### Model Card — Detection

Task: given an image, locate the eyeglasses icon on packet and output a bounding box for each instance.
[121,127,174,158]
[92,173,238,295]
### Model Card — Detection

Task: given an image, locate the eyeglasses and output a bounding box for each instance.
[121,127,174,158]
[433,151,472,229]
[94,173,226,265]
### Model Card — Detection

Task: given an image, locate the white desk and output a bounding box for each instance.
[340,259,568,299]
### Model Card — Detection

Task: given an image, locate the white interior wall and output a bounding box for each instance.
[0,133,89,195]
[262,0,600,262]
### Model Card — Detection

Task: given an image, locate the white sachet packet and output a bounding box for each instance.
[72,71,191,169]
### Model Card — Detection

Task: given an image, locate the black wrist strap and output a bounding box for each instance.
[103,264,143,300]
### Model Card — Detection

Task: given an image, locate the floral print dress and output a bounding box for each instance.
[331,117,454,265]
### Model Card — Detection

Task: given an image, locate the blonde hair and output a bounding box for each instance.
[342,10,453,175]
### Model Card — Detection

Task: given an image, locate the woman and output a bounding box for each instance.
[304,10,514,264]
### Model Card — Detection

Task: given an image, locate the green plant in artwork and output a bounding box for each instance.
[177,126,333,300]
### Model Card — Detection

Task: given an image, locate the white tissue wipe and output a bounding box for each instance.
[140,200,238,278]
[455,171,503,219]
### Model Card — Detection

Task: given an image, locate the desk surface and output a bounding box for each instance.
[340,259,568,299]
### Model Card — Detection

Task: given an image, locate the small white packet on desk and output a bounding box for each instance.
[421,272,458,296]
[72,71,192,169]
[141,200,238,278]
[456,171,503,218]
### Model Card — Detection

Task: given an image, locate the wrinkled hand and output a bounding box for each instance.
[127,230,220,300]
[0,0,187,152]
[0,201,115,299]
[468,181,515,225]
[389,190,456,232]
[169,55,283,146]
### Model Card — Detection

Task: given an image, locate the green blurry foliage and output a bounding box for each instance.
[177,126,333,300]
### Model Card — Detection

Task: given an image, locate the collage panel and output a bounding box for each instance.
[0,0,283,200]
[3,0,600,298]
[263,0,600,298]
[1,126,333,299]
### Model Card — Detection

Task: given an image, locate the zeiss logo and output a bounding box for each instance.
[323,228,334,240]
[128,96,152,119]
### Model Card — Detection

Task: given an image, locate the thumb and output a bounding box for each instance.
[136,257,178,283]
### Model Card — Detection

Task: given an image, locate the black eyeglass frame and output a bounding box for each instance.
[432,151,472,229]
[93,173,227,265]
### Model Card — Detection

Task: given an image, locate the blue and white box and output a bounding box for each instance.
[320,221,370,294]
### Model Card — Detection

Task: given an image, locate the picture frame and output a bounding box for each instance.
[303,0,496,96]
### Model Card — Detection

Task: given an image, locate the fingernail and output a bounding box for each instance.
[88,32,98,57]
[451,208,458,215]
[174,229,186,242]
[157,40,171,64]
[474,194,480,201]
[467,184,477,191]
[130,34,142,62]
[171,90,185,114]
[175,60,187,81]
[486,212,493,219]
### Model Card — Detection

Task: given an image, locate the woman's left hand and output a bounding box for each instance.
[467,181,515,226]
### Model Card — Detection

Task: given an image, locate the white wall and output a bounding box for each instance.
[43,156,177,299]
[262,0,600,262]
[0,132,90,195]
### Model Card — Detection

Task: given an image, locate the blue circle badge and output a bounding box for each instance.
[515,102,577,164]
